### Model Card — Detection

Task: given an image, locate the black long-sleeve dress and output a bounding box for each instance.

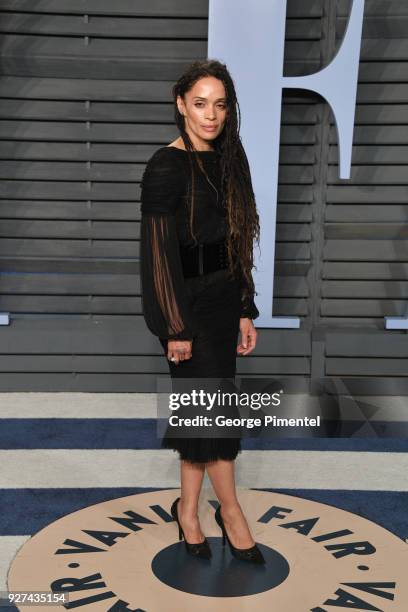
[140,145,259,463]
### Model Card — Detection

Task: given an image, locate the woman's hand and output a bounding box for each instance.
[237,318,257,356]
[167,339,193,365]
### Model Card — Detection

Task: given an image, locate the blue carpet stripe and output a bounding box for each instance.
[0,419,407,450]
[0,488,406,542]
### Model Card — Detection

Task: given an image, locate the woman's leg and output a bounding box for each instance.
[206,459,255,548]
[178,459,206,543]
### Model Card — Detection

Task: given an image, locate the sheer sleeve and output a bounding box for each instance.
[240,268,260,320]
[140,148,195,340]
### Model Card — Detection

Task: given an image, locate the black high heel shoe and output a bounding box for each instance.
[170,497,212,559]
[215,505,265,564]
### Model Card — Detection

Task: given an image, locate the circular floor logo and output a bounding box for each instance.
[8,489,408,611]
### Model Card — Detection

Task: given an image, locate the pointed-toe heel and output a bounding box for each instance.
[170,497,212,559]
[214,505,265,564]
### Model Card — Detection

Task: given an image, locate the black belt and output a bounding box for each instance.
[180,240,229,278]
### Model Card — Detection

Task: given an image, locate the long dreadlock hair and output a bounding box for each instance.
[172,59,260,299]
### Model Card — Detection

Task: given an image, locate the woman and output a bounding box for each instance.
[140,60,264,564]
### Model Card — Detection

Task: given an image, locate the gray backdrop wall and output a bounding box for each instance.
[0,0,407,393]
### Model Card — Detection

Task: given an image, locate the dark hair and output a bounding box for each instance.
[172,58,260,300]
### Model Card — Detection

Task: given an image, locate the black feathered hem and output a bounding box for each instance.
[161,436,241,464]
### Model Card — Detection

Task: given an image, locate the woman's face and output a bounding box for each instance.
[177,76,228,148]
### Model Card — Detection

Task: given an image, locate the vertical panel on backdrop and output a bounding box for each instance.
[208,0,365,329]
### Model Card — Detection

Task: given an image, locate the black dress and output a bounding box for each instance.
[140,146,259,464]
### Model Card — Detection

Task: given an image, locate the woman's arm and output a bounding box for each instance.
[240,267,260,321]
[237,268,258,356]
[140,148,194,340]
